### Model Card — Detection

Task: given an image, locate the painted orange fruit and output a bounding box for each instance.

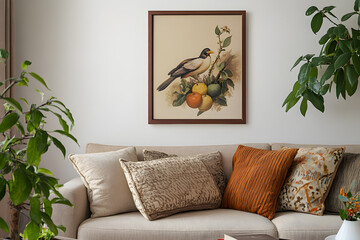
[186,92,202,108]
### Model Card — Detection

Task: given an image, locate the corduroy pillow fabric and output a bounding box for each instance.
[222,145,298,219]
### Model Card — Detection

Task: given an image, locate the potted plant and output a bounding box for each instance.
[0,49,78,240]
[336,180,360,240]
[283,0,360,116]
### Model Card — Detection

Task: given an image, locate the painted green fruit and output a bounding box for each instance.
[207,84,221,97]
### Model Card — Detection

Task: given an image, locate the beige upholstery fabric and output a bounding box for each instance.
[78,209,278,240]
[272,211,342,240]
[69,147,138,217]
[278,147,344,215]
[120,157,221,220]
[86,143,271,180]
[143,150,227,195]
[271,143,360,153]
[326,153,360,213]
[52,178,90,239]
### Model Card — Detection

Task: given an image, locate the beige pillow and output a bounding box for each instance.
[120,157,222,220]
[278,147,345,215]
[69,147,138,217]
[143,150,227,195]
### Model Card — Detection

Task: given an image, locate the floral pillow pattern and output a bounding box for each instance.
[278,147,345,215]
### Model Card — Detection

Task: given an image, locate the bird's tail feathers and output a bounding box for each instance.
[157,76,176,91]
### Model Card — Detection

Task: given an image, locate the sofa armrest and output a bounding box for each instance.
[52,177,90,238]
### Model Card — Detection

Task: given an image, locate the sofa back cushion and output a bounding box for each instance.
[86,143,271,181]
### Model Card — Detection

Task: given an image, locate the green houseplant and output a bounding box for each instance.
[0,49,78,240]
[283,0,360,116]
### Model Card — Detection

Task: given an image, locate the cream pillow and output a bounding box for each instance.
[120,157,221,220]
[69,147,138,217]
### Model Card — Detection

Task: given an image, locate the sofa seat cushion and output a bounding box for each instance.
[272,212,342,240]
[78,209,278,240]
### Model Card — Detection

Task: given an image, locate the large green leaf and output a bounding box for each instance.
[3,98,22,113]
[50,136,66,157]
[345,65,359,86]
[23,221,40,240]
[318,34,329,45]
[320,84,330,95]
[306,6,318,16]
[355,0,360,11]
[0,178,6,201]
[9,168,32,205]
[339,40,351,53]
[300,98,308,116]
[0,112,19,133]
[335,69,345,99]
[30,197,41,224]
[334,52,351,69]
[346,73,358,96]
[291,56,304,70]
[285,92,300,112]
[41,212,58,235]
[29,72,50,90]
[27,130,49,167]
[311,12,323,34]
[308,77,321,93]
[30,110,44,129]
[298,63,310,84]
[43,199,52,217]
[303,90,324,112]
[0,217,9,233]
[54,130,78,145]
[321,64,335,85]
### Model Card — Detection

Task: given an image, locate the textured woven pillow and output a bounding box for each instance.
[278,147,345,216]
[142,150,227,195]
[69,147,138,217]
[120,157,221,220]
[222,145,298,219]
[325,153,360,213]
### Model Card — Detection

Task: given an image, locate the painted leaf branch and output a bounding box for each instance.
[283,0,360,116]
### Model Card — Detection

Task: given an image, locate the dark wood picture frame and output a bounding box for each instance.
[148,11,246,124]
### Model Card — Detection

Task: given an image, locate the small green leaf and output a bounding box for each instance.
[352,54,360,75]
[339,209,348,220]
[9,168,32,206]
[318,34,329,45]
[0,153,9,170]
[295,84,306,98]
[282,92,293,107]
[29,72,50,90]
[285,91,300,112]
[215,95,227,106]
[43,199,52,217]
[172,93,186,107]
[0,113,20,133]
[320,84,330,95]
[24,221,40,240]
[323,6,335,12]
[222,36,232,48]
[30,197,41,224]
[306,6,318,16]
[355,0,360,11]
[291,56,304,71]
[321,64,335,84]
[41,212,58,235]
[335,69,345,99]
[21,60,32,70]
[3,98,23,113]
[54,130,78,145]
[303,90,324,112]
[304,54,315,60]
[311,12,323,34]
[308,77,321,93]
[298,63,310,84]
[300,98,308,116]
[339,41,351,53]
[0,217,9,233]
[338,194,349,202]
[50,136,66,158]
[334,52,351,69]
[215,26,221,35]
[345,65,359,86]
[341,12,357,22]
[0,49,9,60]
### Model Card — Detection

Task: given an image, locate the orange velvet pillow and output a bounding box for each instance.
[222,145,298,219]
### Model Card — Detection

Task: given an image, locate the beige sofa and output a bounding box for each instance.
[53,143,360,240]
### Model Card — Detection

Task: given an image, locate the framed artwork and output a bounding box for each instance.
[148,11,246,124]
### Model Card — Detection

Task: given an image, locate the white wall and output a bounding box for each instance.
[14,0,359,183]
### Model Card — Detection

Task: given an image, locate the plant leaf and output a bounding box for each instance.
[9,167,32,206]
[303,90,324,112]
[37,168,53,175]
[352,54,360,75]
[334,52,351,69]
[49,136,66,158]
[215,26,221,35]
[300,98,308,116]
[3,97,23,113]
[311,12,323,34]
[308,77,321,93]
[41,212,58,235]
[318,34,329,45]
[30,197,41,224]
[54,130,79,145]
[0,217,9,233]
[0,113,19,133]
[306,6,318,16]
[0,178,6,201]
[335,68,345,99]
[24,221,40,240]
[291,56,304,71]
[345,65,359,86]
[320,84,330,95]
[321,64,335,84]
[298,63,311,84]
[341,12,357,22]
[29,72,50,90]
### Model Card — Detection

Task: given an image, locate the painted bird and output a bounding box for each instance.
[157,48,214,91]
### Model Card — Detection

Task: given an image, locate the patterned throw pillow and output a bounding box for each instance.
[119,157,221,220]
[142,150,227,195]
[278,147,345,215]
[325,153,360,213]
[222,145,298,219]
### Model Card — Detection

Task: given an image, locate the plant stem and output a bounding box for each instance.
[1,80,17,98]
[324,13,338,26]
[208,34,223,81]
[9,202,22,240]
